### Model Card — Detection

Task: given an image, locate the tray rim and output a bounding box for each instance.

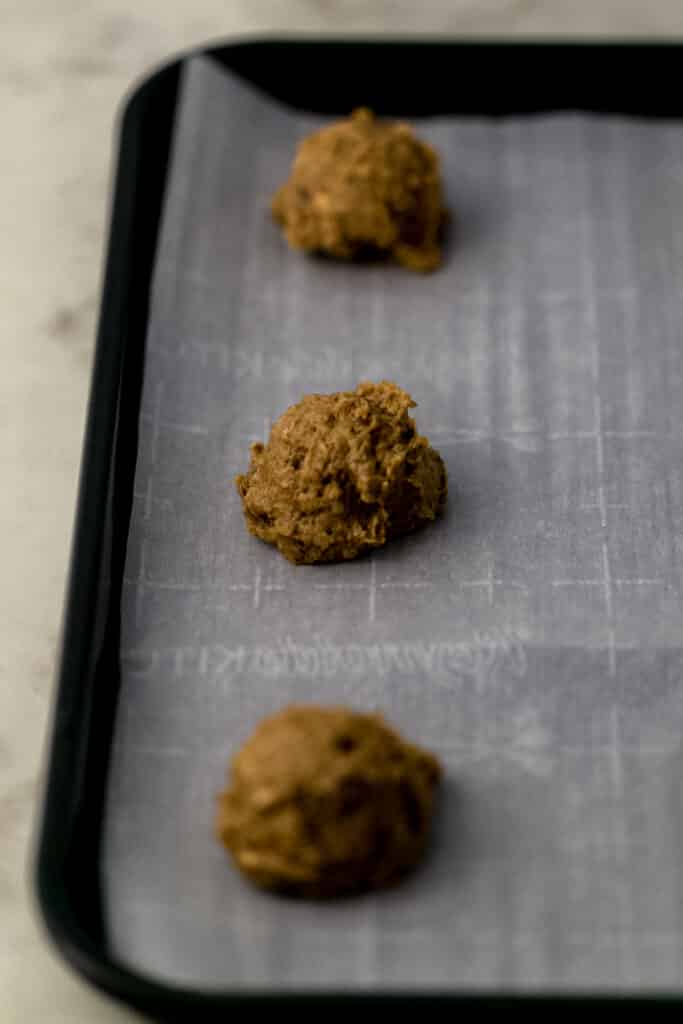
[33,36,683,1018]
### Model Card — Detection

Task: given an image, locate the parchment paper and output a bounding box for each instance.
[103,55,683,990]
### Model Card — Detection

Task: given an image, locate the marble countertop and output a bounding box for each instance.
[3,2,683,1020]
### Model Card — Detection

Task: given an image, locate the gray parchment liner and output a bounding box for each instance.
[103,57,683,990]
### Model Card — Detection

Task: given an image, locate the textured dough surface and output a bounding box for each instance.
[272,108,445,272]
[215,705,441,898]
[235,381,447,564]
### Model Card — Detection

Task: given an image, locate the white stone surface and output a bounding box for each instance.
[2,2,682,1020]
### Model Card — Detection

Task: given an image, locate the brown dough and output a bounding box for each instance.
[272,108,446,272]
[215,705,441,898]
[235,381,447,565]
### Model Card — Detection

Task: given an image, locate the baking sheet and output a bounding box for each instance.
[103,54,683,990]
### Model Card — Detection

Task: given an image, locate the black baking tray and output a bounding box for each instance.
[34,39,683,1018]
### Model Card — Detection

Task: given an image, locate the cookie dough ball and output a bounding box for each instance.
[272,108,445,272]
[235,381,447,564]
[215,705,441,897]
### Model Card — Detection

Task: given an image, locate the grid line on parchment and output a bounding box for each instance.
[578,123,617,678]
[609,705,637,983]
[124,573,672,595]
[152,266,643,310]
[149,379,163,464]
[430,428,664,445]
[603,121,639,981]
[133,538,147,627]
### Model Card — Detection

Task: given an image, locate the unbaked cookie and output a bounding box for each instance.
[215,705,441,897]
[272,108,446,272]
[235,380,447,564]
